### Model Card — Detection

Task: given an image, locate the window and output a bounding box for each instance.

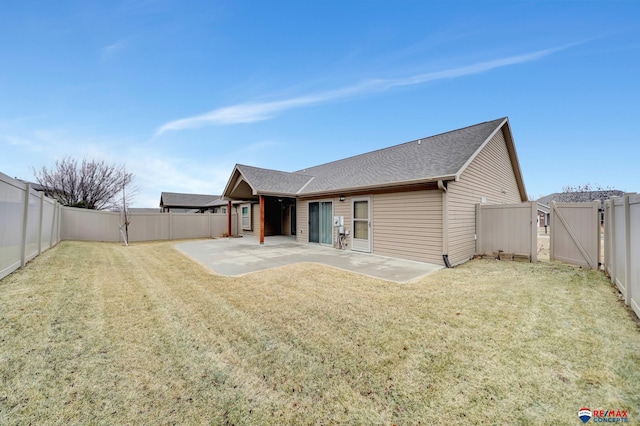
[241,204,251,230]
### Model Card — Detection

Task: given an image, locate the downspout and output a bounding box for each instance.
[227,200,232,237]
[438,180,452,268]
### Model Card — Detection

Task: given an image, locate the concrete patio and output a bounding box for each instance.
[175,236,443,283]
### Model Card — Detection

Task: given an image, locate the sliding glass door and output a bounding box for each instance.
[308,201,333,245]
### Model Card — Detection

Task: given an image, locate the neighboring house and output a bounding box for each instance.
[18,180,66,200]
[222,117,527,267]
[537,190,624,224]
[128,208,162,213]
[537,203,550,227]
[159,192,222,213]
[205,197,231,214]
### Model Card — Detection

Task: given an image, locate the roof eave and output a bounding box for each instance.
[297,175,456,198]
[501,119,528,202]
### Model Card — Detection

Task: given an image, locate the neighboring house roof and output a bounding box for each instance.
[128,208,162,213]
[537,203,550,214]
[537,190,624,206]
[159,192,221,209]
[224,117,527,199]
[19,181,46,192]
[18,179,64,195]
[204,198,230,208]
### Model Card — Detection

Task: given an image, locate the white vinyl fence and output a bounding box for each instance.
[475,201,538,261]
[549,201,601,269]
[61,207,235,243]
[604,193,640,319]
[1,169,239,280]
[0,172,62,280]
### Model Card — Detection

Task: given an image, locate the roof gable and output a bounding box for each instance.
[237,164,314,195]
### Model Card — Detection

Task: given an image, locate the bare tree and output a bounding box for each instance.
[561,183,613,193]
[118,168,134,245]
[34,157,134,210]
[558,183,621,205]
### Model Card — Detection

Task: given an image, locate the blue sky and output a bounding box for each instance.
[1,1,639,207]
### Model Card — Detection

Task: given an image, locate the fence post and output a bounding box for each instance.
[551,201,555,261]
[169,211,173,241]
[603,200,609,275]
[50,200,57,248]
[530,201,537,262]
[610,197,618,284]
[37,192,44,255]
[623,194,631,305]
[594,200,601,270]
[57,204,63,244]
[20,183,30,267]
[475,203,481,256]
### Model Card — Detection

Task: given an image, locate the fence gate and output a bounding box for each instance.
[550,201,601,269]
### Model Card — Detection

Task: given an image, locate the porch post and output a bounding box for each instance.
[227,201,232,237]
[259,195,265,244]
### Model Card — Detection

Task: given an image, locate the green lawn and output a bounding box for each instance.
[1,241,639,424]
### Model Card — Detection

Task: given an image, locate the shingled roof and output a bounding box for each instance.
[159,192,221,209]
[235,165,315,195]
[224,117,524,198]
[297,118,506,194]
[537,190,624,206]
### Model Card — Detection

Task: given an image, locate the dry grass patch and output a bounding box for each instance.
[1,240,639,424]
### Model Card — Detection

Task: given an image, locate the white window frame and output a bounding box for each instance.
[241,203,252,230]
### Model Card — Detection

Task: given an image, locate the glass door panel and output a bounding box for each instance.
[352,197,371,252]
[309,202,319,243]
[320,201,333,245]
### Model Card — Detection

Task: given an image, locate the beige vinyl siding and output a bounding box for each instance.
[296,199,308,243]
[333,196,351,247]
[372,190,443,264]
[447,129,522,265]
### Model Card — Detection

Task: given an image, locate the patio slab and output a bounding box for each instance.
[175,236,443,283]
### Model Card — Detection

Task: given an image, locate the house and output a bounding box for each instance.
[159,192,222,213]
[221,117,527,267]
[18,179,66,200]
[128,207,162,213]
[537,203,550,227]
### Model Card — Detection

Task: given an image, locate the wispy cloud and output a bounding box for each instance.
[156,44,573,135]
[101,40,128,61]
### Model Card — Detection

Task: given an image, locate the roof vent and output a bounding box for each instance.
[418,139,421,145]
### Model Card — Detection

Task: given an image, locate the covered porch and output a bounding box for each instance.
[223,164,302,244]
[225,195,297,243]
